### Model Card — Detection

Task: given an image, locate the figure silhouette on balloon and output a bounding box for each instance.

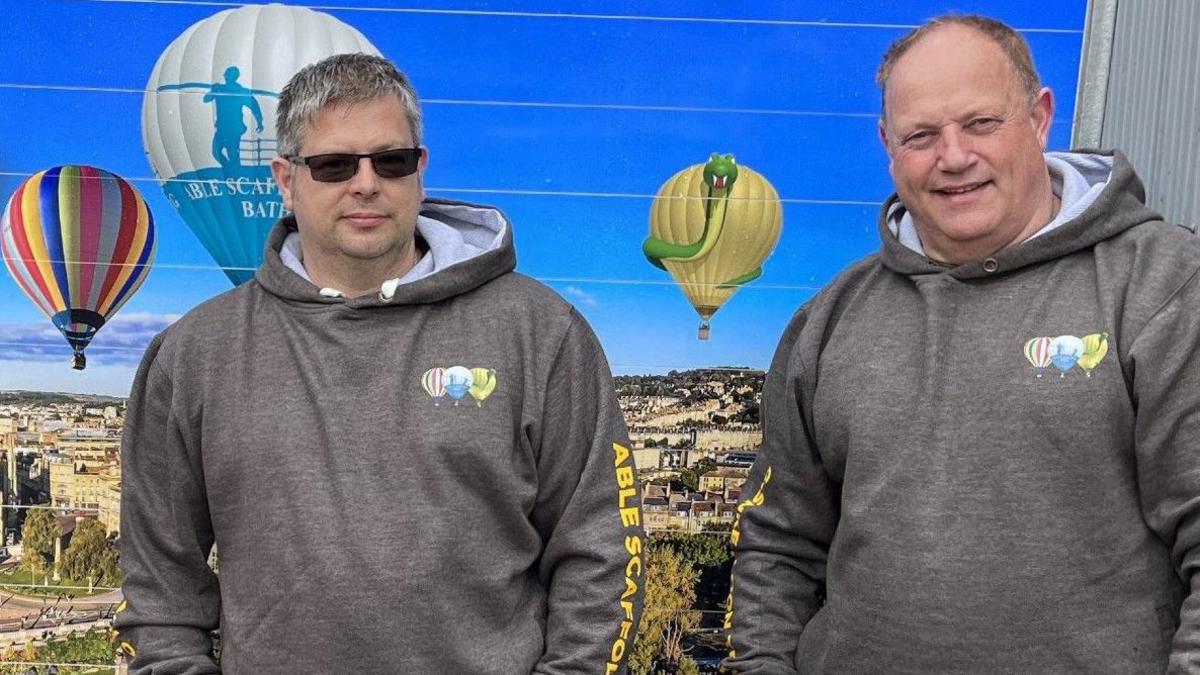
[202,66,265,169]
[159,66,271,170]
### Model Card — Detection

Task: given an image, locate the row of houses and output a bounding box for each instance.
[641,468,750,533]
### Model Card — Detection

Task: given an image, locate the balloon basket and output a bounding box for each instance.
[71,353,86,370]
[698,322,710,341]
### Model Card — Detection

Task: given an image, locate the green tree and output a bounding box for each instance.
[630,545,701,675]
[649,529,732,568]
[39,628,118,668]
[59,518,112,591]
[20,507,60,580]
[677,458,718,492]
[98,542,122,586]
[0,628,117,673]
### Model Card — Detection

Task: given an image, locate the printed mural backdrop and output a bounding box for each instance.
[0,2,1088,671]
[2,0,1086,394]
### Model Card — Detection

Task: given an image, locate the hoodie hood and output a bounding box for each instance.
[879,149,1162,279]
[256,197,516,308]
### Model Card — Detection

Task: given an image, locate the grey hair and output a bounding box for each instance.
[276,53,423,156]
[876,14,1041,119]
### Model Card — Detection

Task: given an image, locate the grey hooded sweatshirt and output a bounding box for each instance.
[726,151,1200,673]
[115,199,644,674]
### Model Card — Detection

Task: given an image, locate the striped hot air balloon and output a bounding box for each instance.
[422,367,446,406]
[1023,336,1053,378]
[1,166,156,369]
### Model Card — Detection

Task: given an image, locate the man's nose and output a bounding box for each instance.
[348,156,381,195]
[936,126,975,172]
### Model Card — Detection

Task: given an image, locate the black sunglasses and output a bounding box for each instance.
[286,148,424,183]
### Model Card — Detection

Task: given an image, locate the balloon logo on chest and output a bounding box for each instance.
[422,366,498,406]
[1023,333,1109,379]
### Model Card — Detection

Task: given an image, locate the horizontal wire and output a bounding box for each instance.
[0,83,1078,130]
[0,83,884,120]
[428,98,877,118]
[65,0,1089,32]
[68,0,1083,33]
[0,169,883,207]
[0,254,832,291]
[539,276,823,291]
[0,340,148,353]
[426,187,882,206]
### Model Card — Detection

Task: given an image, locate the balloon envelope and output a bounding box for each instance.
[142,4,381,285]
[422,367,446,401]
[646,157,782,334]
[1049,335,1085,373]
[444,366,474,400]
[1023,336,1052,369]
[469,367,497,403]
[1,165,156,368]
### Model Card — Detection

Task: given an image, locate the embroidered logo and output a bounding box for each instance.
[421,366,497,406]
[1023,332,1109,378]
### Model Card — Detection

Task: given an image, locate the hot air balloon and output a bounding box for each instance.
[644,154,782,340]
[1023,336,1053,378]
[142,5,381,285]
[444,367,475,406]
[469,368,497,407]
[1077,332,1110,377]
[1049,335,1085,377]
[421,367,447,406]
[2,166,156,370]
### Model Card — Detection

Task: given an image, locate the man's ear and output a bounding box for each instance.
[415,146,430,198]
[1030,87,1055,149]
[271,156,295,211]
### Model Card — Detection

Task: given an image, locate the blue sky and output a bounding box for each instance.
[0,0,1087,395]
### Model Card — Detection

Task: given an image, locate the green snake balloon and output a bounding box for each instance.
[642,154,764,288]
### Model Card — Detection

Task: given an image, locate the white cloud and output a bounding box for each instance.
[0,312,178,366]
[562,285,598,306]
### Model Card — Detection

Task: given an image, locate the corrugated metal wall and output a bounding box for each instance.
[1076,0,1200,228]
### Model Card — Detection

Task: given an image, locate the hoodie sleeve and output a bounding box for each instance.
[113,333,221,674]
[1128,269,1200,673]
[526,310,644,675]
[724,308,839,674]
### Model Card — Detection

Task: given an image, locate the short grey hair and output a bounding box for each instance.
[276,53,423,156]
[877,14,1041,119]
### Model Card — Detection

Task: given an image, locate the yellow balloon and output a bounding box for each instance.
[469,368,497,404]
[1077,332,1109,377]
[645,154,782,338]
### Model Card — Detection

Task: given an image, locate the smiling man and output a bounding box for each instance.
[726,14,1200,673]
[115,54,643,674]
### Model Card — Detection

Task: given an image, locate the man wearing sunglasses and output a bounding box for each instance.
[116,53,643,674]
